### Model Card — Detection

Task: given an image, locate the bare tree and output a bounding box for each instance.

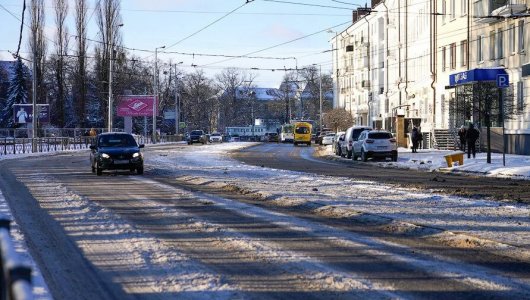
[277,72,298,124]
[323,108,354,132]
[74,0,88,127]
[29,0,46,104]
[182,70,219,133]
[94,0,122,129]
[52,0,69,127]
[215,68,255,130]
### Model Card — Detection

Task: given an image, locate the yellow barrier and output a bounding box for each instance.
[444,151,464,167]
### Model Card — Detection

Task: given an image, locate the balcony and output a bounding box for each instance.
[492,1,527,17]
[474,0,527,23]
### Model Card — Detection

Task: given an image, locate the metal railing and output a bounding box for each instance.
[0,219,33,300]
[0,134,184,157]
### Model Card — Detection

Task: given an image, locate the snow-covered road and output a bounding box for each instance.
[1,142,529,299]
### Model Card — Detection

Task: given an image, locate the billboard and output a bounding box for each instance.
[117,95,156,117]
[13,104,50,124]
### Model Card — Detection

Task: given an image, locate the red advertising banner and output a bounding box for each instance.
[117,95,156,117]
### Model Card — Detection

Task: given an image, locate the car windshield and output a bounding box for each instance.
[295,126,310,134]
[211,133,220,136]
[326,133,335,137]
[191,130,203,135]
[368,132,393,139]
[352,128,370,139]
[98,135,137,147]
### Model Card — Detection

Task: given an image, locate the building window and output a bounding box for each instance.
[498,28,504,59]
[442,0,447,23]
[460,40,468,66]
[519,20,525,53]
[450,0,456,19]
[517,81,524,112]
[442,46,446,71]
[477,35,484,63]
[474,0,483,18]
[509,24,515,54]
[490,31,496,60]
[461,0,468,16]
[450,43,456,69]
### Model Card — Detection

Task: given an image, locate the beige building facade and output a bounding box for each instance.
[331,0,530,154]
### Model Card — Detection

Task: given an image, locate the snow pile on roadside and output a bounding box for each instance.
[319,145,530,179]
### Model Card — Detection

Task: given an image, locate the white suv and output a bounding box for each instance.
[340,126,372,159]
[209,132,223,143]
[352,130,398,162]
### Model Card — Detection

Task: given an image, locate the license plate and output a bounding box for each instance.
[114,159,129,164]
[377,146,387,149]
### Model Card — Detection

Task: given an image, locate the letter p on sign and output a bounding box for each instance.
[497,74,509,88]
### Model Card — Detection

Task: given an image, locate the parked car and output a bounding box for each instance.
[90,132,144,176]
[332,132,345,156]
[352,130,398,162]
[340,126,372,159]
[188,130,207,144]
[315,131,332,145]
[264,132,279,142]
[229,135,240,142]
[321,133,336,145]
[209,132,223,143]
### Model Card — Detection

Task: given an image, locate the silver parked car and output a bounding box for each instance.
[352,130,398,162]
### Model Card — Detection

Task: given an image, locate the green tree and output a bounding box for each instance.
[0,59,30,127]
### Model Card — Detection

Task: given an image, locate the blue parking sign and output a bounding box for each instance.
[497,74,509,88]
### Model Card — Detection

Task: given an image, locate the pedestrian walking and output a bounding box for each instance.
[411,126,422,153]
[465,123,480,158]
[458,125,467,152]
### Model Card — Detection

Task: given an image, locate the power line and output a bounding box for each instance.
[164,1,255,51]
[260,0,353,10]
[201,20,351,67]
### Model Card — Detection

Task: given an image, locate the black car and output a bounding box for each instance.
[188,130,206,144]
[90,132,144,176]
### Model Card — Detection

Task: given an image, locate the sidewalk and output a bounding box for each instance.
[321,146,530,180]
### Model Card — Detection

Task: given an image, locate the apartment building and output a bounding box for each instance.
[331,0,530,154]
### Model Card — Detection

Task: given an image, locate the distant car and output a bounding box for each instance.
[332,132,345,156]
[209,132,223,143]
[90,132,144,176]
[315,131,332,145]
[352,130,398,162]
[321,133,336,145]
[340,126,372,159]
[229,135,240,142]
[188,130,207,144]
[264,132,279,142]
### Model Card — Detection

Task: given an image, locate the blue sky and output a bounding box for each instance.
[0,0,362,87]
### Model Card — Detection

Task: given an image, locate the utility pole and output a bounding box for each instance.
[153,45,165,143]
[108,47,113,132]
[32,34,37,152]
[319,64,323,133]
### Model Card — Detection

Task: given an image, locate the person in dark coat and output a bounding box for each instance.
[457,125,467,152]
[465,123,480,158]
[411,126,422,153]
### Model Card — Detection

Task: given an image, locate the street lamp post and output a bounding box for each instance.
[153,45,165,143]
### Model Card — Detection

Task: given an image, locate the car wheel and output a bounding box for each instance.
[96,162,103,176]
[352,151,358,161]
[188,142,192,145]
[91,163,95,173]
[137,166,144,175]
[392,154,398,162]
[361,149,368,162]
[346,150,352,159]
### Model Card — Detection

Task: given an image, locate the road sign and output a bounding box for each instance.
[117,95,156,117]
[497,74,509,88]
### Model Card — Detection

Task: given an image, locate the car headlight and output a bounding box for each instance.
[132,152,140,158]
[101,153,110,159]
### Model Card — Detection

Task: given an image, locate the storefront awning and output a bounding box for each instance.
[447,68,508,88]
